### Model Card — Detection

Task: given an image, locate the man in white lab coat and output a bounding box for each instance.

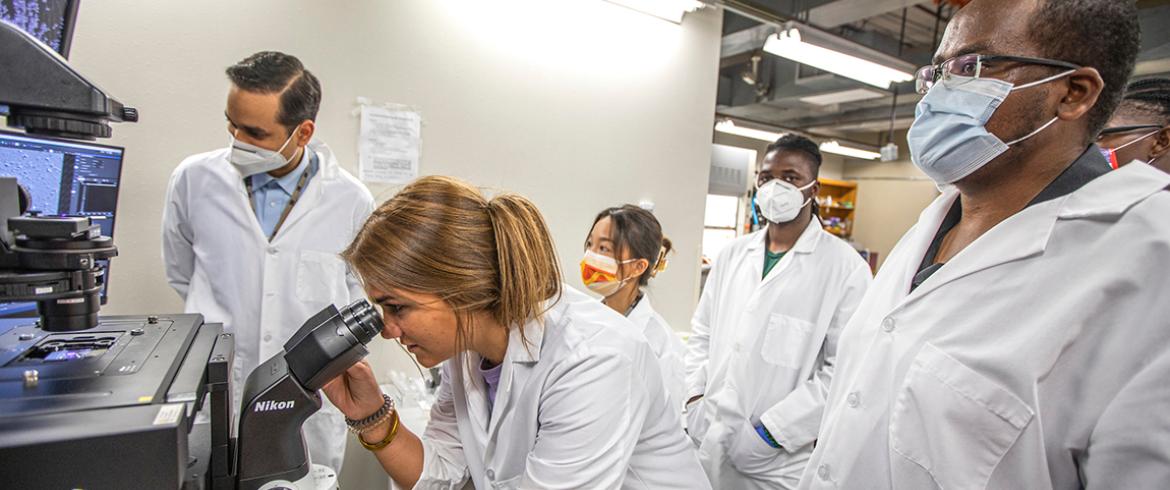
[162,51,374,473]
[802,1,1170,489]
[685,135,871,489]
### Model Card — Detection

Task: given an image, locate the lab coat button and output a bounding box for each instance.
[267,247,277,255]
[486,469,495,480]
[263,334,272,342]
[847,392,860,408]
[881,317,895,332]
[817,464,830,481]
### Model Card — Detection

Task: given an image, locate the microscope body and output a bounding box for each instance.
[236,301,383,490]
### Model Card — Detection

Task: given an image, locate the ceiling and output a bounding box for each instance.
[714,0,1170,147]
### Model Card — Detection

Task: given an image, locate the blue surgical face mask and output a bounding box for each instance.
[907,70,1075,184]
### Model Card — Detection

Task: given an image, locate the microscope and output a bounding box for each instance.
[0,18,382,489]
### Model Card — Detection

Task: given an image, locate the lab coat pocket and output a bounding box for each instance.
[890,343,1033,490]
[729,419,782,477]
[761,314,814,369]
[296,250,346,305]
[685,398,709,445]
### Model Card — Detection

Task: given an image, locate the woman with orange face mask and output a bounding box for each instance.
[582,205,686,414]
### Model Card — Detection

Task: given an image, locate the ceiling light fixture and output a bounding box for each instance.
[763,23,915,89]
[820,141,881,160]
[714,120,786,142]
[798,88,887,106]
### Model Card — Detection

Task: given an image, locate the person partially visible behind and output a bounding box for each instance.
[582,205,687,413]
[1098,77,1170,172]
[162,51,375,472]
[685,134,871,490]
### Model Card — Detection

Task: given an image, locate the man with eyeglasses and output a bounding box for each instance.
[800,1,1170,489]
[1098,77,1170,172]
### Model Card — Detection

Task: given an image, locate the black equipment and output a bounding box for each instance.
[0,12,384,490]
[0,17,138,140]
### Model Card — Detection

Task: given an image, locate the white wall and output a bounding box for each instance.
[842,144,939,269]
[65,0,721,486]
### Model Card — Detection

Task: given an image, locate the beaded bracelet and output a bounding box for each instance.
[345,394,394,434]
[355,404,398,436]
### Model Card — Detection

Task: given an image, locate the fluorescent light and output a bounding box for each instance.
[799,88,887,106]
[764,27,915,89]
[714,120,785,142]
[821,141,881,160]
[604,0,705,23]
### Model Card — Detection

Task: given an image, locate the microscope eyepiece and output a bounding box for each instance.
[282,299,384,391]
[339,300,382,345]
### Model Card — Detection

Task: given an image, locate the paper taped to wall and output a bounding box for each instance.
[358,104,421,184]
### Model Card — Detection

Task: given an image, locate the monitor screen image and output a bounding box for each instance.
[0,130,124,317]
[0,0,79,58]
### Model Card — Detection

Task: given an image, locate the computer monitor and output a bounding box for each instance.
[0,130,124,317]
[0,0,80,58]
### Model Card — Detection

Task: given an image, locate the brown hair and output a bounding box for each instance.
[586,205,674,287]
[342,175,562,351]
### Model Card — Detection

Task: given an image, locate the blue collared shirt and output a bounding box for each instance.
[249,149,317,238]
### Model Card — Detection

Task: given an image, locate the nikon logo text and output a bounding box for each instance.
[254,400,295,412]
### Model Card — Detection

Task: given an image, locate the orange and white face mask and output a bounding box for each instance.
[580,250,635,297]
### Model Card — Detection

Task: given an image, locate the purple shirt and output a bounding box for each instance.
[480,360,503,411]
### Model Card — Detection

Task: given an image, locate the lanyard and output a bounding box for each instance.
[245,163,311,242]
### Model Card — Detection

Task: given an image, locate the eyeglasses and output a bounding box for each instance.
[915,54,1081,95]
[1097,124,1164,140]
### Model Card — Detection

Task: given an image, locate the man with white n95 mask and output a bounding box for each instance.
[800,1,1170,489]
[161,51,375,473]
[684,134,871,489]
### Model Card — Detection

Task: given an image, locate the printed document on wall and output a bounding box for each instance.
[359,105,421,184]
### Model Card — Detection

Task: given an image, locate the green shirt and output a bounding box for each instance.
[763,250,786,279]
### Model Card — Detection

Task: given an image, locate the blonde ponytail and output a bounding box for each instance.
[486,194,563,337]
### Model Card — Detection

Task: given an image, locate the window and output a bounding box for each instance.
[702,194,741,260]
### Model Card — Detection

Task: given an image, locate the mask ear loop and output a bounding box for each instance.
[1006,117,1060,146]
[1002,69,1080,147]
[1112,130,1160,152]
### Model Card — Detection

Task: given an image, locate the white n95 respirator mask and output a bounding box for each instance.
[228,131,297,176]
[756,179,814,224]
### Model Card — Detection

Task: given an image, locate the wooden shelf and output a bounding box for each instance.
[818,178,857,239]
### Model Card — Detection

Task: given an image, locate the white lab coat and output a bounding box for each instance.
[416,286,711,490]
[626,295,687,413]
[800,162,1170,489]
[685,219,871,489]
[161,140,375,472]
